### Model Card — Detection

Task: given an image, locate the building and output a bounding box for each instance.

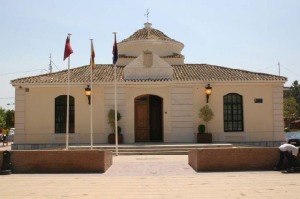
[11,23,287,149]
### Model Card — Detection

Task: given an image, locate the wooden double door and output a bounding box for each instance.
[135,95,163,142]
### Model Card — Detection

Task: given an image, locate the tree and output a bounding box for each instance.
[198,105,214,133]
[6,109,15,128]
[107,109,122,134]
[0,107,6,128]
[0,108,15,129]
[290,80,300,99]
[288,80,300,116]
[284,97,299,121]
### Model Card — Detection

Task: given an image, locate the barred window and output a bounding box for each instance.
[224,93,243,132]
[55,95,75,134]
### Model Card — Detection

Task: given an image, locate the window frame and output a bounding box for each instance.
[223,93,244,132]
[55,95,75,134]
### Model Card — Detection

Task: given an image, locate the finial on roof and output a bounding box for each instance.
[144,22,152,29]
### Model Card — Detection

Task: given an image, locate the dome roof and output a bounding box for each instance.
[120,23,182,44]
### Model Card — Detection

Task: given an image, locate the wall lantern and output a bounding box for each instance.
[205,84,212,103]
[85,85,91,105]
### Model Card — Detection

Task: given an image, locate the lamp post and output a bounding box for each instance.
[85,85,91,105]
[205,84,212,103]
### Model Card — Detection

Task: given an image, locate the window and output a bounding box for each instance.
[223,93,243,132]
[55,95,75,134]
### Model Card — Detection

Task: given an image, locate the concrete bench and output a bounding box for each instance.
[188,147,279,171]
[1,150,112,173]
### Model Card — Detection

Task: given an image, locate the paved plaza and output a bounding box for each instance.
[1,143,300,198]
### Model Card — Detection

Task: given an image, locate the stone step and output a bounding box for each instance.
[112,149,193,155]
[70,143,233,155]
[113,151,189,155]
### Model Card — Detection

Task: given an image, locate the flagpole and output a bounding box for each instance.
[90,39,94,150]
[113,32,118,156]
[66,33,72,150]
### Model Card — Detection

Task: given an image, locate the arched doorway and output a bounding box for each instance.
[135,95,163,142]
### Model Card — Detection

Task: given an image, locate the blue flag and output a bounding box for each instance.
[112,34,118,65]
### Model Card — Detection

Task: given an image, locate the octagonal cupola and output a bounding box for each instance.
[117,23,185,66]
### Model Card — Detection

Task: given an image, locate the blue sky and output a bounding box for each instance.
[1,0,299,109]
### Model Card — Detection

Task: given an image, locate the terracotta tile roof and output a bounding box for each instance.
[119,54,184,59]
[11,64,287,85]
[173,64,286,82]
[161,54,184,58]
[119,54,137,59]
[120,26,182,44]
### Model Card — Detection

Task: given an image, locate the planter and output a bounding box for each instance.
[197,133,212,143]
[108,134,123,144]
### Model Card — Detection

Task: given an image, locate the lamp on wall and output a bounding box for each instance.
[205,84,212,103]
[85,85,91,105]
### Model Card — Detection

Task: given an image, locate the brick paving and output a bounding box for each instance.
[1,153,300,198]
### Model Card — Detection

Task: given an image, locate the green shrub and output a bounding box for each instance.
[107,109,122,134]
[198,124,206,134]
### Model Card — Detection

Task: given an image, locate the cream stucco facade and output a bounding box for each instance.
[11,23,286,149]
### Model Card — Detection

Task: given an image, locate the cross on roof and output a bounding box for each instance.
[145,9,149,23]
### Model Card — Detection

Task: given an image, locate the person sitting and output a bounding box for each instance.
[274,143,300,173]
